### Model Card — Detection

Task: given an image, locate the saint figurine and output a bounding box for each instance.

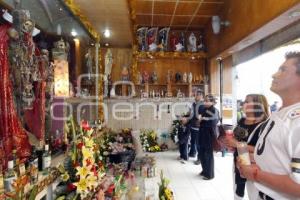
[169,32,178,52]
[147,27,158,52]
[158,27,170,51]
[188,32,197,52]
[151,71,158,83]
[167,70,173,83]
[137,27,148,51]
[188,72,193,83]
[182,72,187,83]
[142,71,150,83]
[85,48,93,80]
[198,33,205,51]
[178,32,186,52]
[121,66,129,81]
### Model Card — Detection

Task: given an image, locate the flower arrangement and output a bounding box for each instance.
[56,120,105,199]
[140,129,161,152]
[158,171,174,200]
[98,129,135,167]
[170,120,181,143]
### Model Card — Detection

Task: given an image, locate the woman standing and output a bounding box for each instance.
[225,94,269,199]
[198,94,220,180]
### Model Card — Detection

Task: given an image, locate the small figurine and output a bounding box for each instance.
[175,72,182,83]
[121,66,129,81]
[142,71,150,83]
[182,72,187,83]
[110,87,116,98]
[188,72,193,84]
[169,32,178,51]
[178,32,186,52]
[198,33,205,51]
[151,71,158,83]
[188,32,197,52]
[137,71,143,84]
[167,70,172,83]
[137,27,148,51]
[158,27,170,51]
[147,27,158,52]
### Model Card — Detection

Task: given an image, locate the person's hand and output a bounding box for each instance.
[236,157,260,181]
[197,114,202,121]
[249,153,256,164]
[223,137,238,148]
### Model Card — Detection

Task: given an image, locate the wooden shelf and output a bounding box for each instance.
[135,83,204,86]
[135,51,207,60]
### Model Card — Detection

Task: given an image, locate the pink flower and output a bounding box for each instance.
[81,120,91,131]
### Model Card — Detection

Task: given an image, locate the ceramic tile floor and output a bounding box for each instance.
[153,151,249,200]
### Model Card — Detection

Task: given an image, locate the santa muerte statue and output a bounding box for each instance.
[0,0,51,167]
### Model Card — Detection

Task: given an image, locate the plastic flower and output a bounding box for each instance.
[81,120,91,131]
[76,165,93,178]
[84,137,95,148]
[86,174,98,189]
[74,178,88,194]
[164,188,173,200]
[61,172,70,182]
[82,146,94,160]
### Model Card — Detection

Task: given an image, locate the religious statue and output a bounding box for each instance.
[198,33,205,51]
[175,72,182,83]
[182,72,187,83]
[53,38,70,60]
[178,32,186,52]
[142,71,150,83]
[167,70,173,83]
[121,66,130,81]
[188,32,197,52]
[188,72,193,83]
[158,27,170,51]
[137,71,143,84]
[8,2,41,115]
[169,32,178,52]
[147,27,158,52]
[85,48,93,80]
[151,71,158,83]
[137,27,148,51]
[104,49,113,97]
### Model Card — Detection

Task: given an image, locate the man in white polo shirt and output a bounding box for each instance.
[238,52,300,200]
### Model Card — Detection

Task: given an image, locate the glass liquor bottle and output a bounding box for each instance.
[12,149,19,167]
[29,146,39,183]
[0,166,4,196]
[4,161,16,193]
[42,144,51,174]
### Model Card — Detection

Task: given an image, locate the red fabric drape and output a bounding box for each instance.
[24,48,46,141]
[0,25,31,167]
